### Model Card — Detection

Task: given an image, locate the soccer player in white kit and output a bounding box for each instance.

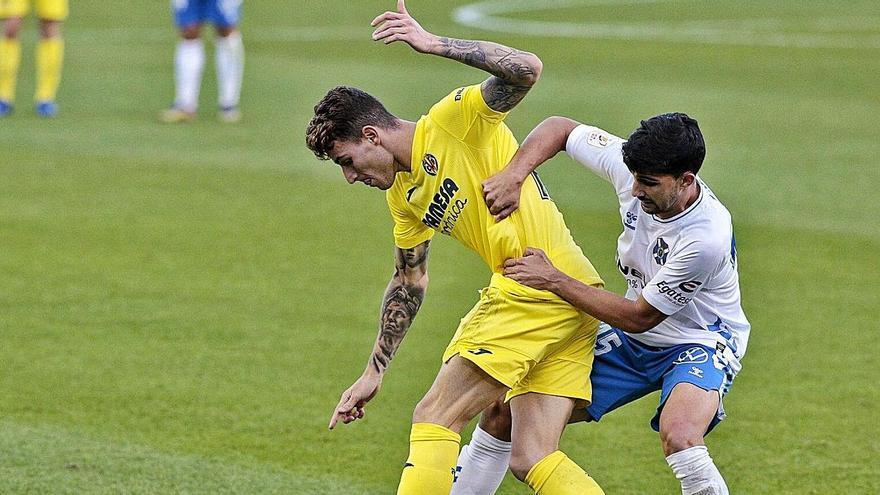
[452,114,750,495]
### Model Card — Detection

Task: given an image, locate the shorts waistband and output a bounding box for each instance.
[489,273,561,301]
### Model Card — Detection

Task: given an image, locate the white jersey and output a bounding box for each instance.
[566,124,750,368]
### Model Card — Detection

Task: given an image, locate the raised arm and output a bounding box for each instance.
[328,240,430,429]
[371,0,543,112]
[483,116,581,220]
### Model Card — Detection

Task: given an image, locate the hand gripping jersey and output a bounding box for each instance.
[566,124,750,369]
[386,85,603,297]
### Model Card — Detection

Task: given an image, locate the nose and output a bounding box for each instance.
[342,167,358,184]
[631,181,644,198]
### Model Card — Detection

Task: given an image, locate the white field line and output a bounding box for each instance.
[66,25,366,43]
[452,0,880,49]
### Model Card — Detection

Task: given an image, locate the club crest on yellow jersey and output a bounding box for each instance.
[422,153,439,176]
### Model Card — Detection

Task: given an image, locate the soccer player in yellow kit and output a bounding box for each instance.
[0,0,67,117]
[306,2,605,494]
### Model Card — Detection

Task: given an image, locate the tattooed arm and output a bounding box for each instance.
[328,240,430,429]
[369,241,430,374]
[371,0,542,112]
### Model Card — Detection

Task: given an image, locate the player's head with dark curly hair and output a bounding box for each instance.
[306,86,399,160]
[622,113,706,217]
[622,112,705,177]
[305,87,405,190]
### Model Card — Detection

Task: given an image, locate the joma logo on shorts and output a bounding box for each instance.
[467,348,492,356]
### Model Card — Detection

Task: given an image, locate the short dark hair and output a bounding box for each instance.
[621,112,706,176]
[305,86,398,160]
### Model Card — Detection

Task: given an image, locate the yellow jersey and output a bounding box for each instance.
[386,84,603,297]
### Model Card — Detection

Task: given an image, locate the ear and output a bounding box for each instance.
[680,171,696,187]
[362,126,380,145]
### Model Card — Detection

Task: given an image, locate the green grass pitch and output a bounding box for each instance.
[1,1,877,493]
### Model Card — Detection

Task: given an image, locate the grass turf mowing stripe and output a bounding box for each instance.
[0,421,384,494]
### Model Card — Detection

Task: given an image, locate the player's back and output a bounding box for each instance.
[387,84,603,296]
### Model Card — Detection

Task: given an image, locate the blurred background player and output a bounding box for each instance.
[0,0,67,118]
[161,0,244,123]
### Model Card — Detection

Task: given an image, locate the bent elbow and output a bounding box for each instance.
[524,55,543,86]
[626,323,653,334]
[630,314,665,333]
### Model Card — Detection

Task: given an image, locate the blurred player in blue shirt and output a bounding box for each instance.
[161,0,244,123]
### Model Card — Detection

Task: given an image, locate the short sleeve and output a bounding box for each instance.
[641,240,724,315]
[427,84,508,145]
[566,124,632,203]
[386,189,435,249]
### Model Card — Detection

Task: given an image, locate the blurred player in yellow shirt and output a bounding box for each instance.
[306,2,606,494]
[0,0,67,117]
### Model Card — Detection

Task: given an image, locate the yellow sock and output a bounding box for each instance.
[35,37,64,102]
[396,423,461,495]
[0,38,21,102]
[525,450,605,495]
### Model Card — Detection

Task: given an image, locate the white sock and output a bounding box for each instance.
[450,425,511,495]
[174,38,205,112]
[666,445,729,495]
[215,31,243,109]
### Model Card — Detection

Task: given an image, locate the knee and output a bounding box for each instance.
[660,422,703,456]
[180,25,201,40]
[411,394,469,432]
[478,397,512,441]
[38,20,61,38]
[508,454,530,482]
[215,26,236,38]
[509,439,549,482]
[4,17,23,38]
[508,450,542,482]
[411,395,436,424]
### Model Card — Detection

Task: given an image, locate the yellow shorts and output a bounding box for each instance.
[0,0,68,20]
[442,273,600,404]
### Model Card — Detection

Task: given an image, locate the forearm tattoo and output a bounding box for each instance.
[369,243,429,374]
[438,37,537,112]
[397,242,430,269]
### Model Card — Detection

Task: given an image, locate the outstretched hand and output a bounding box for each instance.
[502,247,562,292]
[371,0,436,53]
[328,373,382,430]
[482,169,525,221]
